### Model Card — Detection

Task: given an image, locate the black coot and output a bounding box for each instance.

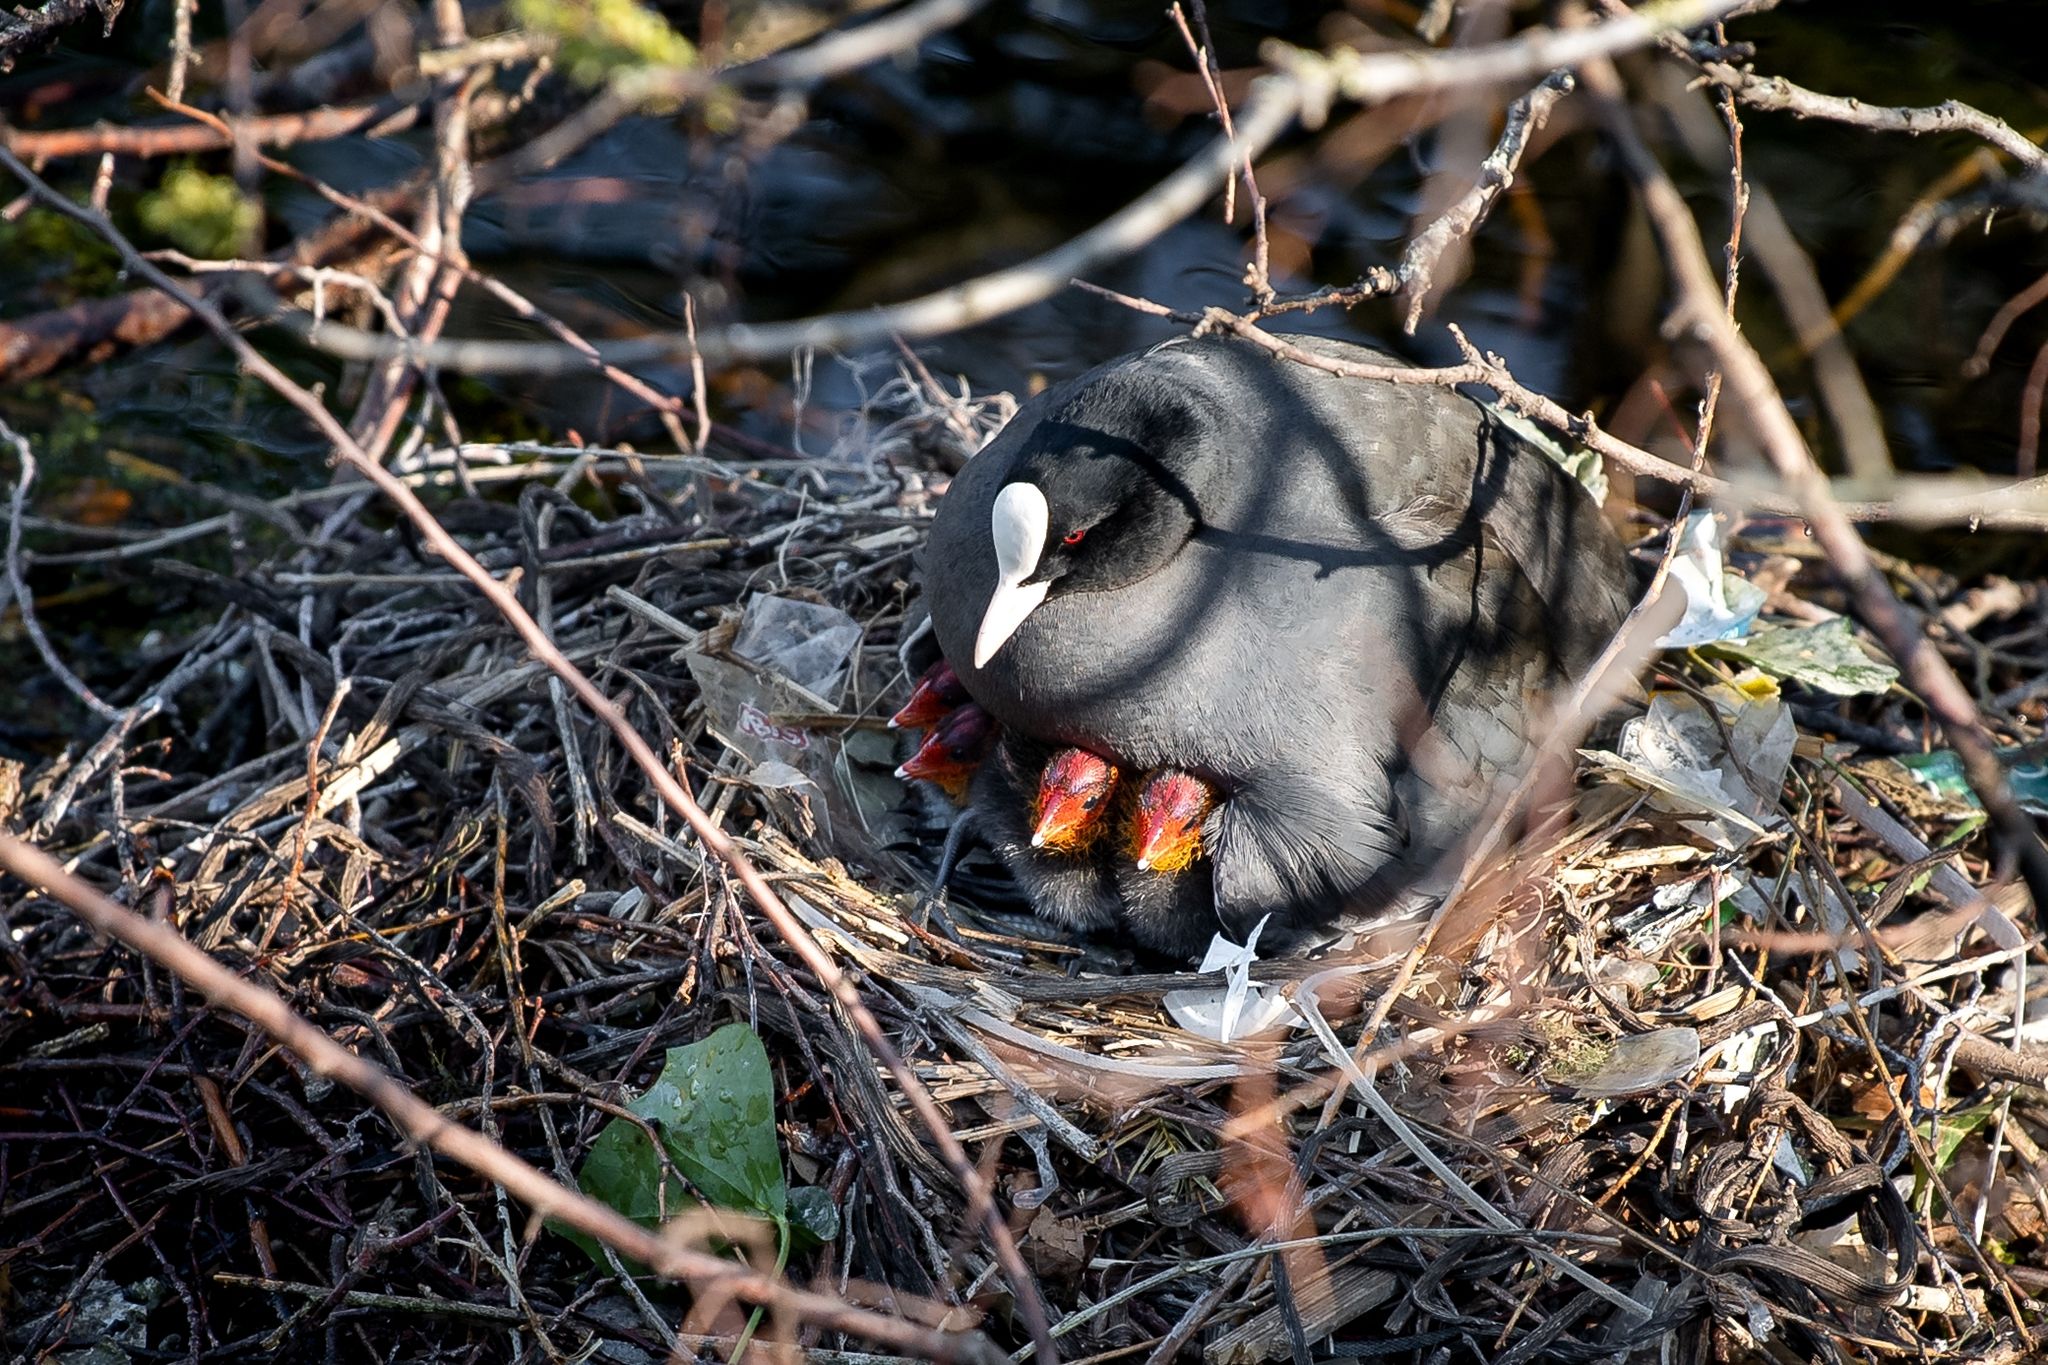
[921,333,1633,950]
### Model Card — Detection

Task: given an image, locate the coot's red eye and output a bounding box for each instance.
[1062,528,1086,545]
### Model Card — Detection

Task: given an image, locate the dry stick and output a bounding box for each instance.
[165,0,196,103]
[2018,339,2048,480]
[300,77,1300,376]
[0,99,415,159]
[0,0,117,60]
[1267,0,1748,116]
[147,92,695,454]
[1,422,121,721]
[342,42,475,469]
[1650,64,1893,484]
[0,144,1060,1365]
[297,0,1749,377]
[1606,6,1922,487]
[1089,282,2048,529]
[1581,60,2043,1342]
[1398,69,1575,333]
[0,836,1003,1365]
[1965,266,2048,377]
[1697,60,2048,175]
[1168,0,1271,301]
[1199,307,2048,531]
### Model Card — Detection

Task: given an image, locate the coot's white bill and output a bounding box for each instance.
[975,482,1051,667]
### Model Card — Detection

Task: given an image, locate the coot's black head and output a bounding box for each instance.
[973,368,1220,667]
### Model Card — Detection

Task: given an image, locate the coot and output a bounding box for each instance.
[895,702,996,803]
[921,333,1632,948]
[891,659,970,730]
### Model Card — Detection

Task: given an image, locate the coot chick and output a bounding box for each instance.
[966,741,1226,958]
[921,332,1632,949]
[895,702,996,803]
[965,738,1123,933]
[891,659,970,730]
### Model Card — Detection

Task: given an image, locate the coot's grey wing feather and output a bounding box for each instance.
[1207,773,1406,934]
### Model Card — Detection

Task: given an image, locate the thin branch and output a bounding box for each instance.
[291,77,1303,374]
[0,98,416,159]
[147,93,695,452]
[0,0,120,63]
[1,420,121,721]
[1699,61,2048,174]
[1399,69,1575,332]
[1267,0,1751,123]
[1964,266,2048,377]
[286,0,1749,375]
[1166,304,2048,532]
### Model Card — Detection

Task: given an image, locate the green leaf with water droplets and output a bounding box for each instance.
[568,1021,812,1265]
[786,1184,840,1246]
[634,1021,786,1216]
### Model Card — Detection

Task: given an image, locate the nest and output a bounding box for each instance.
[2,369,2043,1365]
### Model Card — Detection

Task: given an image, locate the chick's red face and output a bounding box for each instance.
[1130,769,1216,873]
[1030,748,1120,852]
[896,704,995,800]
[890,659,970,730]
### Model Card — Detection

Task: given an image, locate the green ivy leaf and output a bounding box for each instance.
[567,1022,831,1268]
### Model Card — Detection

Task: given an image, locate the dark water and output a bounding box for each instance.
[6,2,2046,468]
[3,0,2048,738]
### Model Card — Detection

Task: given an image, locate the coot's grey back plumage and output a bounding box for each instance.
[922,333,1632,945]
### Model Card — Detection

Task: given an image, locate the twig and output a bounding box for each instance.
[1178,307,2048,531]
[1169,0,1272,302]
[1697,61,2048,175]
[0,99,416,159]
[147,93,697,453]
[164,0,195,101]
[290,0,1747,375]
[2021,340,2048,480]
[1399,70,1575,332]
[1266,0,1747,123]
[0,420,121,721]
[1964,266,2048,377]
[0,0,120,62]
[1648,62,1893,482]
[292,77,1301,375]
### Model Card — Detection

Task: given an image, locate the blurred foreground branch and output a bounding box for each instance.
[0,835,1006,1365]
